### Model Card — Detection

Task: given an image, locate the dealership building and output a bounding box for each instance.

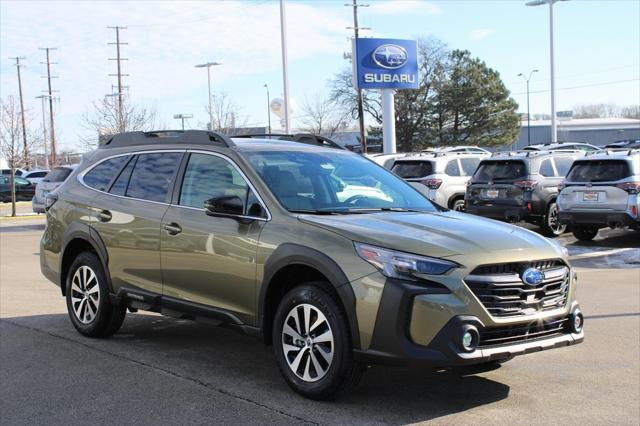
[514,117,640,149]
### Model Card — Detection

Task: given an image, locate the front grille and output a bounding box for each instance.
[479,316,569,347]
[465,260,569,317]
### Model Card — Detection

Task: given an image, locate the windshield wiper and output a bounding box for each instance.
[288,209,349,215]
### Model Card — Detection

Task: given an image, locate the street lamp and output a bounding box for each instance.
[173,114,193,131]
[263,84,271,136]
[518,69,539,146]
[194,61,222,131]
[526,0,568,143]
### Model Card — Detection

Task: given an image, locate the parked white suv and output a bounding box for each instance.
[557,149,639,240]
[391,152,489,210]
[32,165,76,213]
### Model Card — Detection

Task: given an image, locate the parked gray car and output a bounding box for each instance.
[392,152,489,211]
[32,165,76,213]
[558,149,639,240]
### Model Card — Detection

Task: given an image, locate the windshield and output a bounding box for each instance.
[44,167,73,182]
[242,150,437,213]
[566,160,631,182]
[391,160,434,178]
[473,160,527,182]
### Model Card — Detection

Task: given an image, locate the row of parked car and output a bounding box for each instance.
[369,141,639,241]
[0,165,77,212]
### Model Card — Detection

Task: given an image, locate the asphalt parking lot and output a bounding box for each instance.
[1,216,638,425]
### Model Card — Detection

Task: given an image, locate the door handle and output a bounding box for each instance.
[97,209,112,222]
[163,223,182,235]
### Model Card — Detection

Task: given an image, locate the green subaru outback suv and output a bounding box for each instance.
[40,131,584,399]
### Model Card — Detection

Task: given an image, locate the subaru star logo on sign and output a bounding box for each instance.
[353,38,419,90]
[522,268,545,286]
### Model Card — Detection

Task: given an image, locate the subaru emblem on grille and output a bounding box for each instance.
[522,268,544,286]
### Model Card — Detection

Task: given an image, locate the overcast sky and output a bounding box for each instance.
[1,0,639,152]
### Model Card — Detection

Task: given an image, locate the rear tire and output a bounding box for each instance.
[541,202,566,237]
[573,226,599,241]
[451,198,466,212]
[65,251,126,338]
[272,283,365,400]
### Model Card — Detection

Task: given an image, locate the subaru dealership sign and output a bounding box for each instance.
[353,38,419,90]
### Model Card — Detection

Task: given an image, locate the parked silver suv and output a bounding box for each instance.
[391,152,489,210]
[558,150,639,240]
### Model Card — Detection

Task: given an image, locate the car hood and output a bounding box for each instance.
[299,210,559,259]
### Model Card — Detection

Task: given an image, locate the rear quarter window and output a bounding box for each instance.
[473,160,527,181]
[391,161,434,178]
[566,160,631,182]
[83,157,129,191]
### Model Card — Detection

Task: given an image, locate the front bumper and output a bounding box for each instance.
[559,210,639,229]
[353,278,583,367]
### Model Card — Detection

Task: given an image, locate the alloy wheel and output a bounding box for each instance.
[281,303,334,382]
[548,203,566,235]
[70,265,101,324]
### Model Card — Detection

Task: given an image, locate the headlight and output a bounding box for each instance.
[354,242,459,281]
[549,239,569,258]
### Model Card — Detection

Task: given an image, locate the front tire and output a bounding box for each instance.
[573,226,599,241]
[541,202,566,237]
[272,283,365,400]
[65,251,126,338]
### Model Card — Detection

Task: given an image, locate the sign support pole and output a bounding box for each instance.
[381,89,396,153]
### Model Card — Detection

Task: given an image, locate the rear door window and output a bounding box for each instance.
[460,158,480,176]
[566,160,631,182]
[444,160,461,176]
[391,161,433,178]
[45,167,74,183]
[473,161,527,181]
[83,157,128,191]
[126,153,182,202]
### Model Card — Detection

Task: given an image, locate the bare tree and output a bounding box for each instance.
[81,94,156,149]
[299,94,351,137]
[621,105,640,119]
[205,92,248,134]
[0,96,39,216]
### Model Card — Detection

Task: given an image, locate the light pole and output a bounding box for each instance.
[526,0,568,143]
[195,62,222,131]
[279,0,291,134]
[518,69,539,146]
[173,114,193,131]
[35,95,50,169]
[263,84,272,136]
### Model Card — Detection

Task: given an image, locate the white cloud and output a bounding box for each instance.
[469,28,495,41]
[370,1,442,16]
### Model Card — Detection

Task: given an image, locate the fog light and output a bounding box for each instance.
[459,326,479,352]
[571,310,584,333]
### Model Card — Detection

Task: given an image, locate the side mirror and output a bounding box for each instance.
[203,196,244,217]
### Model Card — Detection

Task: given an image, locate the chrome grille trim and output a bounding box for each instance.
[465,261,570,318]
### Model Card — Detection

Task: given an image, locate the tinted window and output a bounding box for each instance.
[179,154,262,216]
[539,159,555,177]
[445,160,461,176]
[460,158,480,176]
[473,160,527,181]
[84,157,128,190]
[109,157,136,196]
[391,161,434,178]
[45,167,73,182]
[566,160,631,183]
[0,177,8,185]
[554,157,574,176]
[126,153,182,202]
[15,177,30,186]
[244,151,438,213]
[27,171,48,178]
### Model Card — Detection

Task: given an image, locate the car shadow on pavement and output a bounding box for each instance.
[3,312,510,424]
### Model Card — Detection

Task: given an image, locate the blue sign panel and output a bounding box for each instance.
[354,38,419,90]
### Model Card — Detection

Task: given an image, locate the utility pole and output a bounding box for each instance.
[39,47,58,166]
[279,0,291,134]
[264,84,271,136]
[346,0,370,153]
[9,56,30,169]
[107,26,129,132]
[35,95,50,170]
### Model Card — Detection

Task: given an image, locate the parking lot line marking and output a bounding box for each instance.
[569,248,637,260]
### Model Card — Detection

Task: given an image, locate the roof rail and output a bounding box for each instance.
[100,130,236,148]
[232,133,345,150]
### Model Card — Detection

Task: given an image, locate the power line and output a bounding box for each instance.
[39,47,59,166]
[512,78,640,95]
[9,56,30,169]
[107,26,129,132]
